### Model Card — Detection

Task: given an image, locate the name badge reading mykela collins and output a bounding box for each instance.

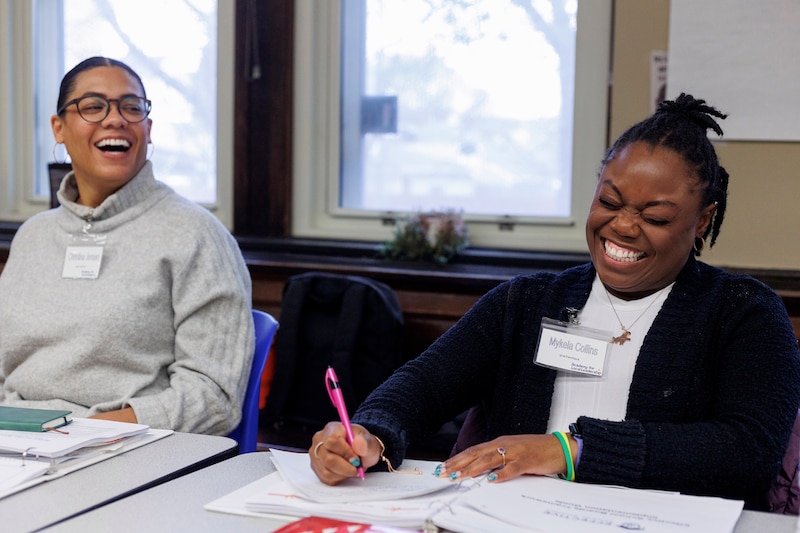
[62,232,107,280]
[534,317,613,377]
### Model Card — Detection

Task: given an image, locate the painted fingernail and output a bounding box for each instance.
[449,472,458,481]
[433,464,442,476]
[488,472,498,482]
[350,458,361,467]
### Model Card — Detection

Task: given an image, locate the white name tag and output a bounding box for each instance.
[535,318,612,376]
[63,245,104,279]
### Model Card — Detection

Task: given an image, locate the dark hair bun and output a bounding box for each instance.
[657,93,727,137]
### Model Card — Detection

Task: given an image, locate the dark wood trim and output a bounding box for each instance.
[233,0,293,237]
[239,236,591,294]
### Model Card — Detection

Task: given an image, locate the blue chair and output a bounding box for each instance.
[228,309,279,453]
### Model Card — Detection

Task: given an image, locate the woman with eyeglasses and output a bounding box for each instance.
[0,57,254,435]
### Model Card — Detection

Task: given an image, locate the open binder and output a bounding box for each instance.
[0,417,172,500]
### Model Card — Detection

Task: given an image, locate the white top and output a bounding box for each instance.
[546,275,673,433]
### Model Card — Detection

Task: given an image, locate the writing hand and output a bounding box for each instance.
[309,422,382,485]
[435,434,576,483]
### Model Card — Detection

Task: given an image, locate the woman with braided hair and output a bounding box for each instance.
[310,94,800,510]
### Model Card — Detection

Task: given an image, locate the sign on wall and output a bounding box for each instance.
[668,0,800,141]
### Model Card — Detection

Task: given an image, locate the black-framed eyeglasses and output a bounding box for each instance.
[57,95,152,123]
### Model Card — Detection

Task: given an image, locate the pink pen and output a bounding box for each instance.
[325,366,365,480]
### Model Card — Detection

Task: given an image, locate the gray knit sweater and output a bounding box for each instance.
[353,257,800,509]
[0,162,254,435]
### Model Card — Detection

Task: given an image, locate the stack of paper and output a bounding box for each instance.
[431,476,745,533]
[243,472,463,528]
[206,449,746,533]
[0,417,149,459]
[0,417,170,500]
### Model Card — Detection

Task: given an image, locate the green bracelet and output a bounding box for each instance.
[553,431,575,481]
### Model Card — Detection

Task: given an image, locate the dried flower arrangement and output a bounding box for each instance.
[381,210,469,265]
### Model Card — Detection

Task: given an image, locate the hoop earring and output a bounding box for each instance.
[693,237,705,255]
[146,142,154,161]
[52,143,69,164]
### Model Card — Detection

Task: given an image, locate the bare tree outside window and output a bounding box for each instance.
[340,0,577,219]
[38,0,217,205]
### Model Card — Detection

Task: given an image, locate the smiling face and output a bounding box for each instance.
[585,142,716,300]
[51,66,152,207]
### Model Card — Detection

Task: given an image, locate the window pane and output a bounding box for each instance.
[36,0,217,205]
[340,0,577,219]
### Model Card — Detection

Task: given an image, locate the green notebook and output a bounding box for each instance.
[0,406,73,432]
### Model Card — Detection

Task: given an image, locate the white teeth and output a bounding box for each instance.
[604,240,644,262]
[96,138,131,148]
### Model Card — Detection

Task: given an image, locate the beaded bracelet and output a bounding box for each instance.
[553,431,575,481]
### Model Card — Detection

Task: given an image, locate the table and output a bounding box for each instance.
[44,452,800,533]
[1,431,236,532]
[45,452,286,532]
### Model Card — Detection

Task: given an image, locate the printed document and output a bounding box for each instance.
[206,450,745,532]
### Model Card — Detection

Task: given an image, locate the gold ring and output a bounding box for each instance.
[314,440,326,459]
[497,447,506,467]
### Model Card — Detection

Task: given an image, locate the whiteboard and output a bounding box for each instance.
[667,0,800,141]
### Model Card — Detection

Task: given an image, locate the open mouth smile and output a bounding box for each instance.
[604,239,645,263]
[95,138,131,152]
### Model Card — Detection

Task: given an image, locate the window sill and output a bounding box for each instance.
[237,236,591,293]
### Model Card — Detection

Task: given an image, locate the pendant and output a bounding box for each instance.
[611,330,631,345]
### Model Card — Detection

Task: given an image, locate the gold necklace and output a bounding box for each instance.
[605,286,669,345]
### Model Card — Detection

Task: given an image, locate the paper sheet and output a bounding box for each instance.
[0,457,50,493]
[209,452,745,532]
[242,471,465,528]
[269,448,452,503]
[0,417,150,458]
[443,476,744,533]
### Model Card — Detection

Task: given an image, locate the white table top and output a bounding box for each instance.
[45,451,286,533]
[1,431,236,532]
[43,452,800,533]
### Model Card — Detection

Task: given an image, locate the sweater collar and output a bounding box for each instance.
[57,161,161,222]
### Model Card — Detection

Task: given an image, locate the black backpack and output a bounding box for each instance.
[262,272,404,445]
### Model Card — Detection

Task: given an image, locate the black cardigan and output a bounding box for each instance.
[353,256,800,509]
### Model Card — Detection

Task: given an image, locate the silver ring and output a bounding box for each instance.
[314,440,326,459]
[497,447,506,467]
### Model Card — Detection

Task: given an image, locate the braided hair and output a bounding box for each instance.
[601,93,729,256]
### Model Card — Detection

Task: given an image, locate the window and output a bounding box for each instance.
[0,0,234,227]
[293,0,611,251]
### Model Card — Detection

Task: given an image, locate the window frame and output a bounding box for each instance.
[0,0,36,221]
[0,0,235,229]
[289,0,613,252]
